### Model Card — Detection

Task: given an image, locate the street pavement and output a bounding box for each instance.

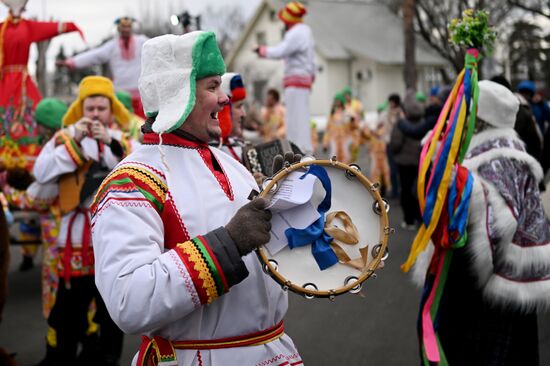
[0,148,549,365]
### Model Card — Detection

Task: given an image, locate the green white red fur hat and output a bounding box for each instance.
[138,31,226,134]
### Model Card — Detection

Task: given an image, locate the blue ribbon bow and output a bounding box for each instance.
[284,165,338,270]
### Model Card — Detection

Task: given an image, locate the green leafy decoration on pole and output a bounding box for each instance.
[449,9,497,53]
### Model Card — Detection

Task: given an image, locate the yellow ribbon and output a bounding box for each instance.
[402,70,468,272]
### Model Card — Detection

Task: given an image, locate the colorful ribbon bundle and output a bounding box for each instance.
[405,9,498,362]
[401,46,480,365]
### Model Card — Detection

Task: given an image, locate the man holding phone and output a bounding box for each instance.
[33,76,132,365]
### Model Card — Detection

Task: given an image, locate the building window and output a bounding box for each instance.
[253,79,268,104]
[269,9,276,21]
[256,31,266,46]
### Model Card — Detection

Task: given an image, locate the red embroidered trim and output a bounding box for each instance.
[173,241,209,304]
[120,161,166,179]
[197,350,203,366]
[142,134,233,200]
[255,352,302,366]
[91,199,154,228]
[215,149,235,200]
[92,168,166,215]
[225,144,241,162]
[142,133,207,148]
[196,236,229,292]
[168,250,201,308]
[198,148,233,200]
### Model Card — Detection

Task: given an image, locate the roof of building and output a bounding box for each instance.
[227,0,448,67]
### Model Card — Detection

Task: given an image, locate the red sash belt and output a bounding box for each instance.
[283,75,313,89]
[137,321,285,366]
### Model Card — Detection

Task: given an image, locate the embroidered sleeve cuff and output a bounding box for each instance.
[173,228,248,305]
[54,131,86,167]
[204,227,249,287]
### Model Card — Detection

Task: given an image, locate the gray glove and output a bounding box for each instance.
[225,198,272,256]
[271,152,302,175]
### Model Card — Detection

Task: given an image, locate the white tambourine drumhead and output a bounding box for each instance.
[257,159,391,299]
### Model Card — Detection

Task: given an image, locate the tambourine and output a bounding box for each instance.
[257,157,393,299]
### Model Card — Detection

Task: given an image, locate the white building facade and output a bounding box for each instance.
[227,0,448,119]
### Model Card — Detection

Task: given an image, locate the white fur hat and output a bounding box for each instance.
[138,31,226,133]
[477,80,519,129]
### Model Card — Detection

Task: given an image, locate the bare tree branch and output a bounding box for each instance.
[508,0,550,18]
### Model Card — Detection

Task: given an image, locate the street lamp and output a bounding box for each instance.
[170,11,200,34]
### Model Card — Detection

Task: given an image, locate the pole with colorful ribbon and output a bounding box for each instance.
[400,9,496,365]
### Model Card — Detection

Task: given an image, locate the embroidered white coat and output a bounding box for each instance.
[91,140,301,366]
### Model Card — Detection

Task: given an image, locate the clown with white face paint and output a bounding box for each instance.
[91,31,302,366]
[213,72,248,162]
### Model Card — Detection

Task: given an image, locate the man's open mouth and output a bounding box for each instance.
[210,112,218,120]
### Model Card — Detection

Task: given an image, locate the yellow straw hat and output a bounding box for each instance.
[63,76,130,128]
[278,1,307,25]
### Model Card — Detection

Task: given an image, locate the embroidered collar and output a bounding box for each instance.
[143,132,208,149]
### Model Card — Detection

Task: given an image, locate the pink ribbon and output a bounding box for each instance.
[421,250,445,362]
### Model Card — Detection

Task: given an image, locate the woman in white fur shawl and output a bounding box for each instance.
[412,80,550,365]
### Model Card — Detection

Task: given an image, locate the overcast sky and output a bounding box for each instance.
[0,0,261,72]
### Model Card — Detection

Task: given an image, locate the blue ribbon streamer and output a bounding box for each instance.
[447,170,473,245]
[284,165,338,270]
[422,97,463,227]
[464,68,472,106]
[422,64,476,228]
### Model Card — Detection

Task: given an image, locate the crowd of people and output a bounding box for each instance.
[0,0,549,365]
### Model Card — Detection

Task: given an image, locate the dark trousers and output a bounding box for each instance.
[397,164,421,225]
[48,276,123,366]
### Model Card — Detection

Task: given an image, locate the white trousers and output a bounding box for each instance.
[284,87,312,153]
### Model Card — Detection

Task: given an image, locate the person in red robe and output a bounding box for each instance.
[0,0,82,170]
